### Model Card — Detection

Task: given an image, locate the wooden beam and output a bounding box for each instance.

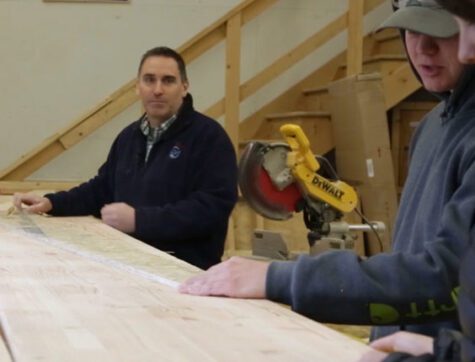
[0,142,67,182]
[180,0,279,64]
[364,0,386,12]
[241,14,347,101]
[225,14,242,151]
[397,101,438,111]
[226,214,236,253]
[179,0,277,63]
[0,181,80,195]
[241,0,278,23]
[382,62,421,109]
[205,99,225,120]
[59,84,139,149]
[0,80,139,181]
[180,26,227,64]
[346,0,364,76]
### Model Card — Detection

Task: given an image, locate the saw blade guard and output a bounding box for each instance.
[238,141,303,220]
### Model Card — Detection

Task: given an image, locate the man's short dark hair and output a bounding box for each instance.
[436,0,475,22]
[138,46,188,83]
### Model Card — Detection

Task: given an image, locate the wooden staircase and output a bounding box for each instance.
[240,28,412,143]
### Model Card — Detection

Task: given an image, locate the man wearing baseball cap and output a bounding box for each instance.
[359,1,475,361]
[180,0,475,347]
[380,0,459,38]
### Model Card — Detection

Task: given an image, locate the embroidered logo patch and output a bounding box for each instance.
[169,145,182,159]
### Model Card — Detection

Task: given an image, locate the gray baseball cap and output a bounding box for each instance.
[377,0,459,38]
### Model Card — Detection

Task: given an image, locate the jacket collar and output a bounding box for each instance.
[134,93,195,139]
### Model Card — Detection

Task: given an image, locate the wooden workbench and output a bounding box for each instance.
[0,196,369,361]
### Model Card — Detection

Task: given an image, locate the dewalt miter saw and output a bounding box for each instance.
[239,124,384,257]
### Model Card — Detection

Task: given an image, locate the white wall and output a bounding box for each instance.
[0,0,391,181]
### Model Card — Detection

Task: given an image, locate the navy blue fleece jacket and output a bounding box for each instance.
[46,94,238,270]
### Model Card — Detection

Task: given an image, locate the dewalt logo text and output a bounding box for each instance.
[311,175,344,200]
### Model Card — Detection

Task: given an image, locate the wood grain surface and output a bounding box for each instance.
[0,196,369,361]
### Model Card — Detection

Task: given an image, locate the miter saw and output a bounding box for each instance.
[239,124,384,258]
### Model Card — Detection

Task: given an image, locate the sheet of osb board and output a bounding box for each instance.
[0,197,370,361]
[0,197,199,286]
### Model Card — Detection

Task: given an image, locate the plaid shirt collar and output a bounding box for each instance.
[140,114,177,143]
[140,114,177,163]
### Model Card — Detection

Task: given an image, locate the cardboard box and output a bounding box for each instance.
[357,185,398,254]
[328,74,398,254]
[329,74,396,187]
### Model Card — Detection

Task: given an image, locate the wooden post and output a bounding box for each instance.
[225,13,241,152]
[226,213,236,256]
[347,0,364,76]
[255,214,265,230]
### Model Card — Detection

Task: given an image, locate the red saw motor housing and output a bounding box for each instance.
[238,141,303,220]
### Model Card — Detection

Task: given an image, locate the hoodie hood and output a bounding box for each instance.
[377,1,472,107]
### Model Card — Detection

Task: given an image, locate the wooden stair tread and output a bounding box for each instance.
[0,180,81,195]
[372,28,400,42]
[340,54,407,68]
[374,32,401,43]
[365,54,407,62]
[266,111,331,120]
[302,86,329,95]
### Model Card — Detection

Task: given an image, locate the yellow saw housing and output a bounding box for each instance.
[280,124,357,213]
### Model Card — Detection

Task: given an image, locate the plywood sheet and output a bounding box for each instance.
[0,197,369,361]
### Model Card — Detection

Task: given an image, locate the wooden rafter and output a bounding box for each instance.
[0,181,79,195]
[383,62,421,109]
[347,0,364,76]
[0,80,138,181]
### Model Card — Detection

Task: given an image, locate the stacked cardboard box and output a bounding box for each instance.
[329,74,398,255]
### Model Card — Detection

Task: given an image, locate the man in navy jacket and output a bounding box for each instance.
[13,47,238,270]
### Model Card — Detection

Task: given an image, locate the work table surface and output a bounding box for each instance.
[0,196,369,361]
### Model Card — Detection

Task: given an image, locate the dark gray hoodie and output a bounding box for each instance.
[265,25,475,340]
